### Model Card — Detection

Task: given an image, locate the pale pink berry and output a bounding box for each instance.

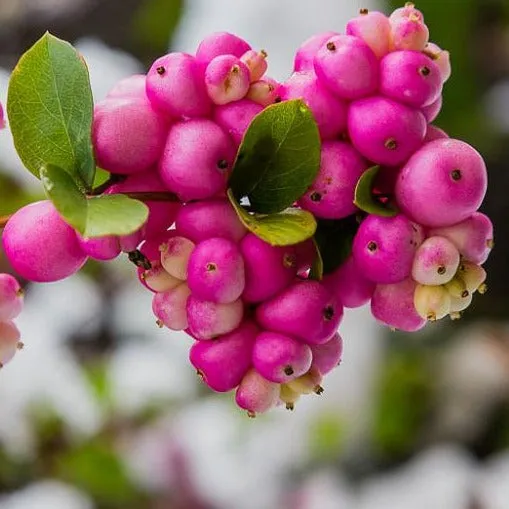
[348,96,427,166]
[310,332,343,376]
[424,124,449,143]
[246,77,281,106]
[107,74,146,99]
[0,274,23,321]
[324,256,376,308]
[429,212,493,265]
[190,321,258,392]
[444,276,470,299]
[449,293,473,314]
[142,265,181,293]
[235,368,280,416]
[146,52,211,118]
[159,119,235,201]
[395,139,488,227]
[93,97,168,174]
[287,366,324,395]
[299,141,368,219]
[256,280,343,345]
[77,235,121,261]
[352,214,424,284]
[175,199,247,244]
[421,95,442,123]
[314,35,379,100]
[196,32,252,64]
[159,236,195,280]
[240,234,297,303]
[390,14,429,51]
[371,278,426,331]
[414,284,451,321]
[424,42,452,83]
[280,71,347,140]
[458,261,487,293]
[293,31,340,72]
[205,55,250,105]
[412,236,461,285]
[346,9,392,58]
[213,99,264,146]
[389,3,425,23]
[280,384,301,410]
[186,296,244,340]
[187,238,245,304]
[0,320,22,368]
[152,283,191,330]
[2,201,87,283]
[241,50,268,82]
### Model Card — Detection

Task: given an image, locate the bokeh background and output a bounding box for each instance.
[1,0,509,508]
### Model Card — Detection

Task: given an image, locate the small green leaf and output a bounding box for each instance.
[7,32,95,189]
[309,238,323,281]
[229,99,321,214]
[354,165,398,217]
[228,189,316,246]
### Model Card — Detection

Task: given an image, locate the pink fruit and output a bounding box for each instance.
[186,296,244,340]
[93,98,168,174]
[294,238,317,275]
[159,119,235,201]
[324,255,376,308]
[458,261,487,293]
[196,32,252,64]
[213,99,263,146]
[424,42,451,83]
[160,236,195,280]
[146,52,211,118]
[293,31,340,72]
[421,95,442,123]
[246,77,281,106]
[152,283,191,330]
[352,214,424,284]
[280,71,347,140]
[310,332,343,376]
[414,284,451,321]
[187,238,245,304]
[371,278,426,331]
[107,74,146,99]
[77,235,121,261]
[175,199,247,244]
[2,201,87,283]
[380,50,442,108]
[253,331,312,383]
[205,55,251,105]
[298,141,368,219]
[240,234,297,303]
[395,139,488,227]
[389,3,424,23]
[314,34,379,100]
[346,10,392,58]
[429,212,494,264]
[256,280,343,345]
[189,320,258,392]
[348,96,427,166]
[0,320,22,367]
[241,50,268,82]
[142,265,181,293]
[0,274,23,321]
[412,236,460,285]
[424,124,449,143]
[390,15,429,51]
[235,368,280,415]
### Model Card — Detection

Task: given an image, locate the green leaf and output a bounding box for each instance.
[228,189,316,246]
[354,165,398,217]
[7,32,95,189]
[229,99,321,214]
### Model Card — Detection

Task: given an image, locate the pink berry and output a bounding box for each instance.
[0,320,22,367]
[458,261,487,293]
[324,255,376,308]
[395,139,488,227]
[293,31,340,72]
[187,238,245,304]
[314,35,379,100]
[280,71,347,140]
[348,96,427,166]
[389,3,424,23]
[77,235,121,261]
[159,119,235,201]
[0,274,23,321]
[390,15,429,51]
[213,99,263,146]
[240,234,297,303]
[352,214,424,284]
[186,296,244,340]
[414,284,451,321]
[189,320,258,392]
[196,32,252,64]
[256,280,342,345]
[2,201,87,283]
[380,50,442,108]
[107,74,146,99]
[429,212,494,264]
[93,98,168,174]
[294,238,317,276]
[424,42,451,83]
[310,332,343,376]
[175,199,247,244]
[152,283,191,330]
[346,10,392,58]
[160,236,195,280]
[253,331,312,383]
[424,124,449,143]
[235,368,280,416]
[412,236,461,285]
[205,55,250,105]
[299,141,368,219]
[246,77,281,106]
[142,265,181,293]
[421,95,442,123]
[146,52,211,118]
[371,278,426,331]
[241,50,268,82]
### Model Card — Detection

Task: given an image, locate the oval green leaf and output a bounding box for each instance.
[7,32,95,189]
[354,165,398,217]
[229,99,321,214]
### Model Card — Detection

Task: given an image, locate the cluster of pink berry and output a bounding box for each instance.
[0,274,24,368]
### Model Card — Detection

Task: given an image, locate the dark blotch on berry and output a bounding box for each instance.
[323,305,335,321]
[419,66,431,76]
[156,66,166,76]
[217,159,229,170]
[359,7,369,14]
[284,365,294,376]
[385,138,398,150]
[367,241,378,252]
[274,96,282,103]
[437,265,446,275]
[206,263,217,272]
[461,290,470,298]
[326,41,337,51]
[310,191,322,202]
[451,169,462,181]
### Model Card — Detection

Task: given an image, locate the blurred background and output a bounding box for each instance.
[1,0,509,508]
